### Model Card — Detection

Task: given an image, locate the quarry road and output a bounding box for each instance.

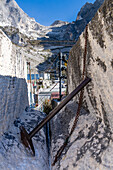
[0,108,49,170]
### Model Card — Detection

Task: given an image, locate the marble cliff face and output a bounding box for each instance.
[68,0,113,131]
[51,0,113,169]
[67,0,113,169]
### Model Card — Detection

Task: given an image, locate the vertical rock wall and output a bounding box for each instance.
[0,76,28,135]
[0,29,27,78]
[68,0,113,132]
[66,0,113,169]
[51,0,113,169]
[0,29,28,135]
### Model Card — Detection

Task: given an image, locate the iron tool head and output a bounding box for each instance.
[20,126,35,156]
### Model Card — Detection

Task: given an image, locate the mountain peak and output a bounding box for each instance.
[76,0,104,21]
[51,20,69,26]
[0,0,43,36]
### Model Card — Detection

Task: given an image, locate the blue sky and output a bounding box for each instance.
[16,0,96,26]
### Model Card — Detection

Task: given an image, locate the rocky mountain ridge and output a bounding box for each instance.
[0,0,43,37]
[76,0,104,21]
[0,0,104,72]
[0,0,104,41]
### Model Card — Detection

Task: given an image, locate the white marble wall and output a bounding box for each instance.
[51,1,113,169]
[0,75,28,135]
[0,29,27,79]
[0,29,28,135]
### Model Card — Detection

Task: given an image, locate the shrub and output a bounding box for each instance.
[43,99,52,115]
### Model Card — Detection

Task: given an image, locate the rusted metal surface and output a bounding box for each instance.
[20,126,35,156]
[20,77,91,156]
